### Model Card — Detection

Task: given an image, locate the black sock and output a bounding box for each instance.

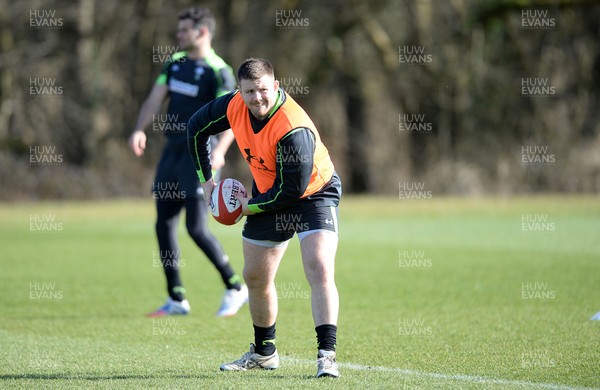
[163,262,185,301]
[208,254,241,291]
[224,271,242,291]
[316,324,337,352]
[169,286,185,302]
[254,324,276,356]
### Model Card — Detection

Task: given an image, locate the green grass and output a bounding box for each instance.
[0,196,599,389]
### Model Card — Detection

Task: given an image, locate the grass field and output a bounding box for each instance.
[1,196,599,389]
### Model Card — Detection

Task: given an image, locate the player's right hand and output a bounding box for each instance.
[234,192,255,216]
[128,130,147,157]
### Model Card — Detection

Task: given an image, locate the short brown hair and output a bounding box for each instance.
[237,58,274,81]
[178,8,216,36]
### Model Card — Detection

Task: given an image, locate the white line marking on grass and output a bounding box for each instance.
[282,357,595,390]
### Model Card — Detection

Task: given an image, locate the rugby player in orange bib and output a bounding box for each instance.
[188,58,341,378]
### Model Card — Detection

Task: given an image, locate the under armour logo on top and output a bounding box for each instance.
[243,148,271,171]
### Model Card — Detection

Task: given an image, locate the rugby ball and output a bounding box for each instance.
[210,178,247,225]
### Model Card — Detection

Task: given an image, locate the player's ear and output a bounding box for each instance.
[198,26,209,39]
[273,78,280,90]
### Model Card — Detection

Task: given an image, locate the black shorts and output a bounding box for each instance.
[153,141,204,200]
[242,204,339,245]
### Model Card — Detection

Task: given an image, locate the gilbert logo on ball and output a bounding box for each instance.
[210,178,247,225]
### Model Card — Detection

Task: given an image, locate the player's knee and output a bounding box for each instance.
[243,266,268,289]
[186,218,211,239]
[242,267,258,287]
[185,223,202,239]
[305,257,335,286]
[155,219,173,235]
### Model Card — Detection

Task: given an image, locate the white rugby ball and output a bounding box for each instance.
[210,178,247,225]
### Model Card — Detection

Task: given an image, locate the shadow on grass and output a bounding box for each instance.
[1,372,318,381]
[0,373,213,381]
[252,374,316,380]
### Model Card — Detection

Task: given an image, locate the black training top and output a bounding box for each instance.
[156,49,235,144]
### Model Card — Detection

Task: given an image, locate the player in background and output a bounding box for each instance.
[188,58,342,378]
[128,7,247,318]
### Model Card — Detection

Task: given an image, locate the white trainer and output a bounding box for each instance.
[220,343,279,371]
[216,284,249,317]
[147,298,191,317]
[317,349,340,378]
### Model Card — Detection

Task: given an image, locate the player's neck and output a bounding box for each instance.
[186,42,212,61]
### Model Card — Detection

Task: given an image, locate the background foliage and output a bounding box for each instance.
[1,0,599,199]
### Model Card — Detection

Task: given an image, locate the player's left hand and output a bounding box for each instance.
[201,179,216,206]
